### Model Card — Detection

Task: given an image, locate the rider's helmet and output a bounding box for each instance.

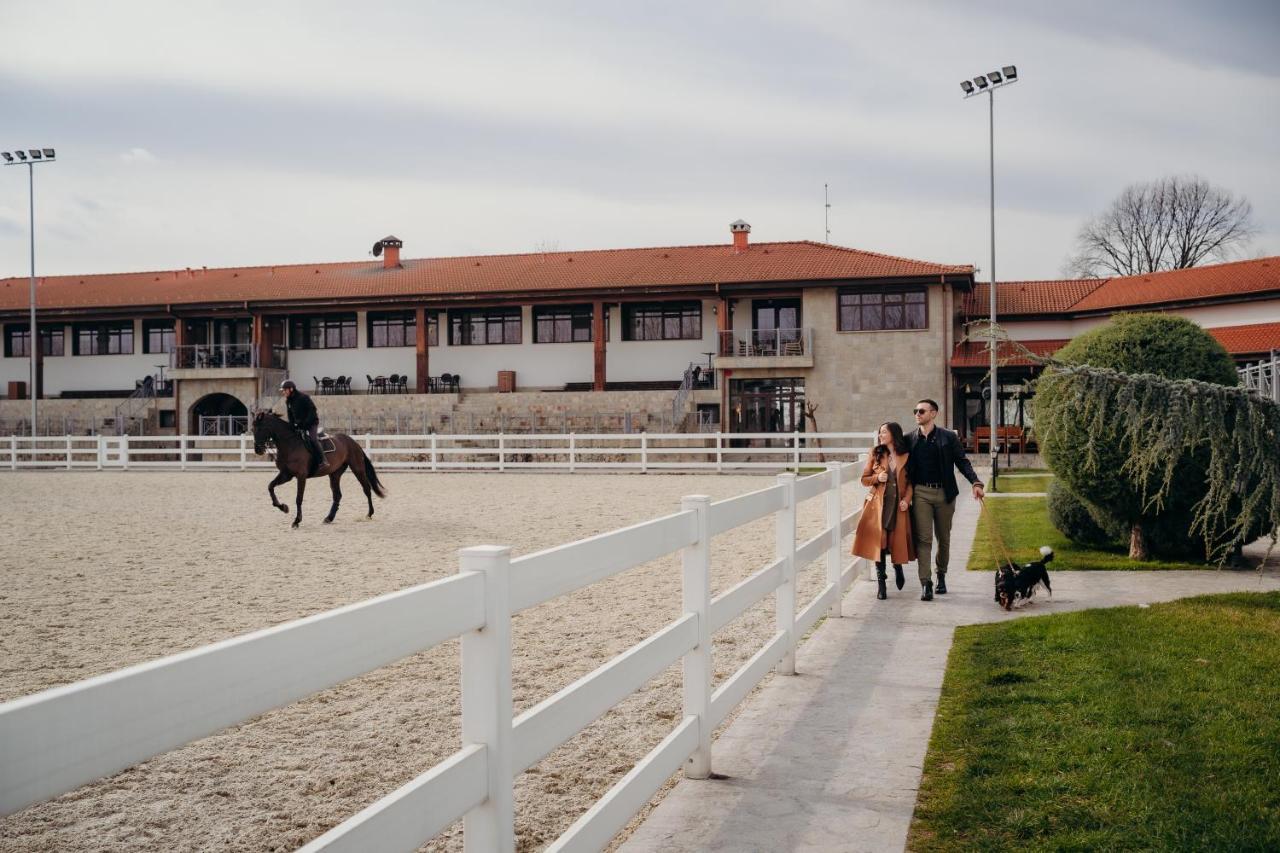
[280,379,297,391]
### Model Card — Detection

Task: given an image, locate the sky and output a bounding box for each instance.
[1,0,1278,281]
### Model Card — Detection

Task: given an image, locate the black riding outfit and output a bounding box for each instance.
[286,389,323,471]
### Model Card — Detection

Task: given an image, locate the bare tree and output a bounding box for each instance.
[1066,175,1255,278]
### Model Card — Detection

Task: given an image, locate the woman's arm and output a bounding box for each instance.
[860,456,878,487]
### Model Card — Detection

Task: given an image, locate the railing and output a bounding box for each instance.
[171,344,255,369]
[112,378,158,436]
[1239,351,1278,402]
[1,432,874,472]
[717,327,813,358]
[198,415,249,436]
[671,363,697,432]
[0,462,868,851]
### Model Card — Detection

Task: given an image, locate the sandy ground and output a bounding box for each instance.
[0,471,860,852]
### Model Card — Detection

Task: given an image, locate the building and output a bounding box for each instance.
[0,223,973,436]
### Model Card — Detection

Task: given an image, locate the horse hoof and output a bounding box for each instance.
[323,518,334,524]
[291,521,300,529]
[277,504,288,513]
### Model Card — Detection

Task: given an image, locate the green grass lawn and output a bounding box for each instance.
[992,474,1054,493]
[968,495,1209,571]
[909,592,1280,852]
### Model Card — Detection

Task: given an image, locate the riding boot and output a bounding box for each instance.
[893,564,905,590]
[935,572,948,595]
[875,560,887,600]
[921,580,934,601]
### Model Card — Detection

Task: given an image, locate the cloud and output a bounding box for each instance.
[119,147,156,163]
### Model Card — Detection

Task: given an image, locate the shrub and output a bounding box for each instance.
[1046,479,1122,546]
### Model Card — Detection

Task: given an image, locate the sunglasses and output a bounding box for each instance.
[913,408,932,415]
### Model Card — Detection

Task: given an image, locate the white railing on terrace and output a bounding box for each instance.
[717,327,812,358]
[170,343,288,370]
[0,463,869,852]
[1239,351,1279,403]
[2,432,873,472]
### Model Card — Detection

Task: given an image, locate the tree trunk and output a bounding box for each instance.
[1129,524,1149,560]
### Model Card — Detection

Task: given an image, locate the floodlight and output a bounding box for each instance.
[15,150,26,160]
[29,150,42,160]
[42,149,54,158]
[1,152,12,162]
[987,70,1003,84]
[960,80,974,94]
[974,75,989,89]
[1002,65,1017,80]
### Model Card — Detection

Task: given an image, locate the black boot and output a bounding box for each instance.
[936,572,948,595]
[921,580,934,601]
[876,561,887,600]
[893,564,905,590]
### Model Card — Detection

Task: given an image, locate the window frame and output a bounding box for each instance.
[367,310,428,348]
[533,304,594,344]
[448,307,522,346]
[289,313,358,350]
[836,286,928,333]
[142,319,176,355]
[72,321,135,356]
[4,324,64,358]
[621,301,703,342]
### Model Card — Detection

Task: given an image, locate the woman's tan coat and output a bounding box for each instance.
[851,452,917,564]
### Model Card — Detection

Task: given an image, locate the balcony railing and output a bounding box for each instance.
[170,344,287,370]
[718,328,812,358]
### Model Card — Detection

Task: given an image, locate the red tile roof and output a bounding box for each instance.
[964,257,1280,318]
[0,241,971,314]
[1072,257,1280,312]
[950,339,1068,368]
[1206,321,1280,356]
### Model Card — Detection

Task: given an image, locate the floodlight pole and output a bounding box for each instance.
[3,152,55,436]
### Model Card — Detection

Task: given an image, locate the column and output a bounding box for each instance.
[592,300,606,391]
[415,306,429,393]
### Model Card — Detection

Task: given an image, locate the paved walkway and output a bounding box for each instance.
[621,493,1280,853]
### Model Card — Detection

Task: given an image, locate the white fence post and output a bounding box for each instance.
[680,494,713,779]
[239,434,247,470]
[9,435,16,470]
[792,431,801,469]
[65,435,72,469]
[715,433,723,473]
[180,435,188,471]
[498,433,505,473]
[775,472,797,675]
[459,545,515,853]
[640,433,648,474]
[568,432,576,473]
[96,434,104,471]
[430,433,439,472]
[121,434,130,471]
[826,463,843,618]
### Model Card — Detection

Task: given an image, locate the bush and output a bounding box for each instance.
[1036,313,1239,560]
[1046,479,1123,546]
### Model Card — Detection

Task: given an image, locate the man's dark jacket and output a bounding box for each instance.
[906,426,982,504]
[286,390,319,431]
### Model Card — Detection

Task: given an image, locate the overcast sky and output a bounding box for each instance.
[2,0,1277,281]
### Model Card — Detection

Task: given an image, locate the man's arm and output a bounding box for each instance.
[950,431,985,496]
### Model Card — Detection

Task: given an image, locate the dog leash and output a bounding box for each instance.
[979,498,1020,569]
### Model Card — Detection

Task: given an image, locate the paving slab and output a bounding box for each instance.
[621,493,1280,853]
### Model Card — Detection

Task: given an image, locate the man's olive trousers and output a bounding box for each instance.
[911,484,955,584]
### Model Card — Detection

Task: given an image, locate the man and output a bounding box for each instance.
[281,379,322,474]
[906,399,984,601]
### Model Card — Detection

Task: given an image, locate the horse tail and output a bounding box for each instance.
[363,449,387,498]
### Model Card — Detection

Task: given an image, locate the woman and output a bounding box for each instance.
[852,421,916,600]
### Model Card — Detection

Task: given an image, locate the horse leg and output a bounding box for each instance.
[324,465,347,524]
[349,454,376,518]
[293,476,306,528]
[268,470,291,514]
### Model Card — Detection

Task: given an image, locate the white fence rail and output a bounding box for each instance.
[1239,351,1279,403]
[3,432,873,473]
[0,462,869,852]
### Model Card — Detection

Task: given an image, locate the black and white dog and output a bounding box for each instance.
[994,546,1054,610]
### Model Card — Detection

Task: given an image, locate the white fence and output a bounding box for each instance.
[0,463,867,852]
[3,432,873,473]
[1239,351,1278,403]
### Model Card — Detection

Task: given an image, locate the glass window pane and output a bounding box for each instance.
[863,304,883,330]
[907,302,927,328]
[884,303,904,329]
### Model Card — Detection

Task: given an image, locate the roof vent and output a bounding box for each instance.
[730,220,751,253]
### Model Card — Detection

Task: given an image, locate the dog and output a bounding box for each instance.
[994,546,1054,611]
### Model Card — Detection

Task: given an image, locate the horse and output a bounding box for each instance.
[251,411,386,527]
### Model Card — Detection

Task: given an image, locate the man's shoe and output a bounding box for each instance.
[936,574,947,595]
[921,581,934,601]
[893,564,905,590]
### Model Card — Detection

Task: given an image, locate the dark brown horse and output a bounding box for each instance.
[252,411,386,527]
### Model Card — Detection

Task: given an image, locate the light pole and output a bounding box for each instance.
[2,148,56,436]
[960,66,1017,492]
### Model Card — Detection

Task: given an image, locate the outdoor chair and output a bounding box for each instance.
[782,339,804,356]
[439,373,453,393]
[396,374,409,392]
[366,374,380,394]
[313,376,322,394]
[321,377,335,395]
[388,373,401,393]
[336,376,351,394]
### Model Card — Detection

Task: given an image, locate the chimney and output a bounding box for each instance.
[730,220,751,253]
[375,235,404,269]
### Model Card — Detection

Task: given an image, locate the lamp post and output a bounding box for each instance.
[2,147,56,436]
[960,66,1017,492]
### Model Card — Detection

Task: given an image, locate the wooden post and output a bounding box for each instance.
[459,545,515,853]
[252,314,269,369]
[775,472,797,675]
[416,307,430,394]
[680,494,713,778]
[592,301,606,391]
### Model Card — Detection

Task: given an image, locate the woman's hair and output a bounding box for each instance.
[873,421,909,462]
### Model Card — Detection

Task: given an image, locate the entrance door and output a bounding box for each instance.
[752,299,801,354]
[729,378,805,443]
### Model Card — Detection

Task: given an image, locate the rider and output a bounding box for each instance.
[281,380,323,474]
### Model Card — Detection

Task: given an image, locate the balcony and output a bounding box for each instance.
[169,344,288,371]
[715,328,814,369]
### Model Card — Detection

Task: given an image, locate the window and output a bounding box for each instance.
[73,321,134,355]
[289,314,357,349]
[622,301,702,341]
[838,288,927,331]
[143,320,176,354]
[448,307,521,346]
[534,304,593,343]
[4,324,64,358]
[368,311,414,348]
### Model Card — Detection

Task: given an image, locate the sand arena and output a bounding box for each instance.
[1,470,860,851]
